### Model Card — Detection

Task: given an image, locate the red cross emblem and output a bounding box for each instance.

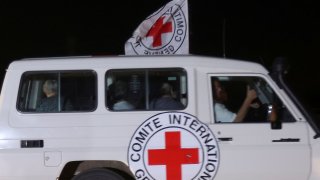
[146,16,173,47]
[148,131,199,180]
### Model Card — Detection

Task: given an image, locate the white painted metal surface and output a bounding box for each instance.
[0,55,318,180]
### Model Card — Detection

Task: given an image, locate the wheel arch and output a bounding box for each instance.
[59,160,134,180]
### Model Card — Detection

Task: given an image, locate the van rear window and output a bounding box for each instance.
[17,70,97,113]
[106,68,187,111]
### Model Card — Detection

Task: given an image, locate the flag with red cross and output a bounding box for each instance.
[125,0,189,55]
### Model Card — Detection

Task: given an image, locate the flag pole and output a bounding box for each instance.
[222,18,226,58]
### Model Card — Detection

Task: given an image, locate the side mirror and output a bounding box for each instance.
[268,104,282,130]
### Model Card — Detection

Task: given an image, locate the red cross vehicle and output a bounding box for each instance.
[0,55,319,180]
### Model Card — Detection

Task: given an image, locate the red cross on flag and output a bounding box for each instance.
[125,0,189,55]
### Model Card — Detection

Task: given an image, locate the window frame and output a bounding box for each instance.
[105,68,188,111]
[209,73,297,124]
[16,70,98,113]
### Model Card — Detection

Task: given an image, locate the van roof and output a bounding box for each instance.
[8,55,269,74]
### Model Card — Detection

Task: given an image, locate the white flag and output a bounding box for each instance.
[125,0,189,55]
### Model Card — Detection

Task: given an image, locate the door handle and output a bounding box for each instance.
[272,138,300,142]
[21,140,44,148]
[218,137,233,142]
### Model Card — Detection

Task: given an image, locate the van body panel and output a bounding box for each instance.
[0,55,319,179]
[211,122,310,180]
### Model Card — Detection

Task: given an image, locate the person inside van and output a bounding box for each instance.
[150,82,184,110]
[37,80,59,112]
[212,78,257,123]
[112,81,135,110]
[37,79,73,112]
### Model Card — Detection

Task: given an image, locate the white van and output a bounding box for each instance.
[0,55,319,180]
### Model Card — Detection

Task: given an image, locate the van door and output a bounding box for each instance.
[207,75,311,180]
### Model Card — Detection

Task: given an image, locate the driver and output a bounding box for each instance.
[212,78,257,123]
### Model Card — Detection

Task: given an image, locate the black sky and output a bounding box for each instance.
[0,0,319,109]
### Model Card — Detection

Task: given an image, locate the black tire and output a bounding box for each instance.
[72,168,125,180]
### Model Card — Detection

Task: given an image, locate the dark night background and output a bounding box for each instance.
[0,0,319,114]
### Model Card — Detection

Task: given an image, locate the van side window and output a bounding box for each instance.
[211,76,295,123]
[17,70,97,113]
[106,68,187,111]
